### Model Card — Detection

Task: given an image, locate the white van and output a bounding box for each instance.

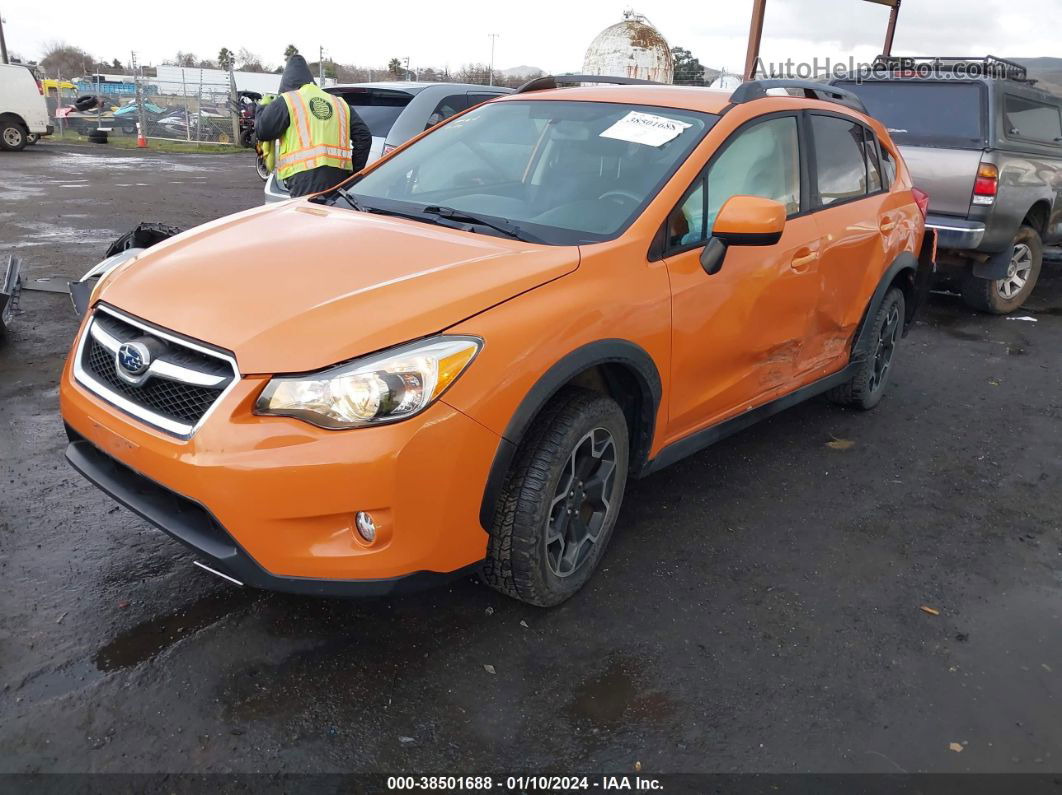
[0,63,51,151]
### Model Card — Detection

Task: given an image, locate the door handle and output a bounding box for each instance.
[790,251,818,271]
[880,219,897,233]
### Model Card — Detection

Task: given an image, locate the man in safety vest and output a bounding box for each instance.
[255,54,372,197]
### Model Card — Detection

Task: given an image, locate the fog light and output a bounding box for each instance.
[355,511,376,542]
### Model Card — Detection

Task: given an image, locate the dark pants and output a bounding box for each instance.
[286,165,356,198]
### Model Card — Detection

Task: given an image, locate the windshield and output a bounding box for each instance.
[345,99,717,245]
[835,81,986,148]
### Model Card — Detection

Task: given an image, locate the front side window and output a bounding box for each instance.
[1004,95,1062,143]
[667,115,800,251]
[349,100,717,245]
[812,115,868,206]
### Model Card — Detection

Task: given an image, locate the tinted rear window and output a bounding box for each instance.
[331,89,413,138]
[835,81,985,148]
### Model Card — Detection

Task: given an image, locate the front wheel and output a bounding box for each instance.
[25,133,39,145]
[828,287,906,411]
[483,387,629,607]
[961,225,1043,314]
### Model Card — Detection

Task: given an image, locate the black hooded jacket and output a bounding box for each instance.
[256,54,372,197]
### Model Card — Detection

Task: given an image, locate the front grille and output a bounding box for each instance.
[74,306,239,436]
[85,337,222,424]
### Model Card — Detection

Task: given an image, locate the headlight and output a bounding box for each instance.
[255,336,481,429]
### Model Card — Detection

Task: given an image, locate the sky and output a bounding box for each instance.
[5,0,1061,75]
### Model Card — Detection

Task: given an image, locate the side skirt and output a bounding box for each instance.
[640,363,855,476]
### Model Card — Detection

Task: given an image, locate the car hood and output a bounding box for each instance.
[99,201,579,373]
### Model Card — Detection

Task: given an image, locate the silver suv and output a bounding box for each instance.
[264,81,512,203]
[835,56,1062,313]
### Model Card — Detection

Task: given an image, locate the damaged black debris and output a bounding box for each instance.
[69,223,183,318]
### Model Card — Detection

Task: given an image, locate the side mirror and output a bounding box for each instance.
[700,196,787,275]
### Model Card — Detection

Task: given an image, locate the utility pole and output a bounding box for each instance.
[0,10,9,64]
[132,51,146,143]
[743,0,766,80]
[488,33,499,86]
[319,45,324,86]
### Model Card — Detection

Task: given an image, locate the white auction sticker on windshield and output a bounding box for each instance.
[599,111,692,147]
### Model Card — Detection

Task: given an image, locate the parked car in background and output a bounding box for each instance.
[834,56,1062,313]
[263,81,512,201]
[0,63,52,151]
[61,77,931,606]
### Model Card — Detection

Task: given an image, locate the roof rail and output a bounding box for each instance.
[730,79,868,114]
[515,74,662,94]
[870,54,1031,83]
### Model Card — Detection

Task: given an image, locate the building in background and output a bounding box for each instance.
[582,11,674,84]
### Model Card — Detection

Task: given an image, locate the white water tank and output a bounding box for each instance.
[582,12,674,84]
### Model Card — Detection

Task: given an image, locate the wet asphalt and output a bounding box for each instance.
[0,143,1059,775]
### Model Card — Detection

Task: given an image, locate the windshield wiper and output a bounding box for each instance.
[334,187,367,212]
[421,205,544,244]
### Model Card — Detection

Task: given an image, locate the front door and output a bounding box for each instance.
[663,114,823,445]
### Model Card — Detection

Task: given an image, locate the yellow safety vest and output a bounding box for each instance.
[276,84,352,180]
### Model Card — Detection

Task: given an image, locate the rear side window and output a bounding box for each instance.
[811,115,867,206]
[862,129,883,193]
[834,81,985,148]
[426,95,470,130]
[1004,95,1062,144]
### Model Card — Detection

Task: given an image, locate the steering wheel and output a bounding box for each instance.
[598,190,641,207]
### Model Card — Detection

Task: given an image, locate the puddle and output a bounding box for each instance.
[94,588,259,671]
[566,655,674,731]
[9,221,118,248]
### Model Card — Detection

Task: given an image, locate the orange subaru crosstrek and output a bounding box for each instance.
[61,77,934,606]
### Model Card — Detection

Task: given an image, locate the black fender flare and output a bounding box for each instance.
[851,251,925,359]
[478,339,662,530]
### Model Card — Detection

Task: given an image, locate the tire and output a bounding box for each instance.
[828,287,906,411]
[25,133,38,145]
[0,120,28,151]
[960,226,1043,314]
[255,155,270,181]
[483,387,630,607]
[88,130,109,144]
[240,127,256,149]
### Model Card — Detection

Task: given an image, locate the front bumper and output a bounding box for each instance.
[926,214,985,251]
[60,349,501,594]
[262,172,289,204]
[65,431,479,595]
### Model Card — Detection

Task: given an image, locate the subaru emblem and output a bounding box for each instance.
[117,341,151,377]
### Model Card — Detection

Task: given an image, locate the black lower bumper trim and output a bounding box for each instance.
[64,428,480,597]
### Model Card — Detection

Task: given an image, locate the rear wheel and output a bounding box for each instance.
[0,120,28,151]
[255,154,270,181]
[961,225,1042,314]
[25,133,39,145]
[483,387,629,606]
[828,287,905,411]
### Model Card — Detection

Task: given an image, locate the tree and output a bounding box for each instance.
[672,46,705,86]
[40,43,95,78]
[237,48,266,73]
[174,51,198,68]
[284,44,299,59]
[218,48,234,71]
[387,58,404,78]
[111,58,123,70]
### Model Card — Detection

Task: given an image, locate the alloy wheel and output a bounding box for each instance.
[997,243,1034,300]
[869,303,901,393]
[545,427,617,578]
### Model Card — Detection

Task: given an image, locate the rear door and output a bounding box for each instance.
[835,80,987,216]
[803,113,895,374]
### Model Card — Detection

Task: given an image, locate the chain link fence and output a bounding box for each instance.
[48,67,253,147]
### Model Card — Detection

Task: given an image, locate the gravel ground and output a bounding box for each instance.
[0,143,1059,775]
